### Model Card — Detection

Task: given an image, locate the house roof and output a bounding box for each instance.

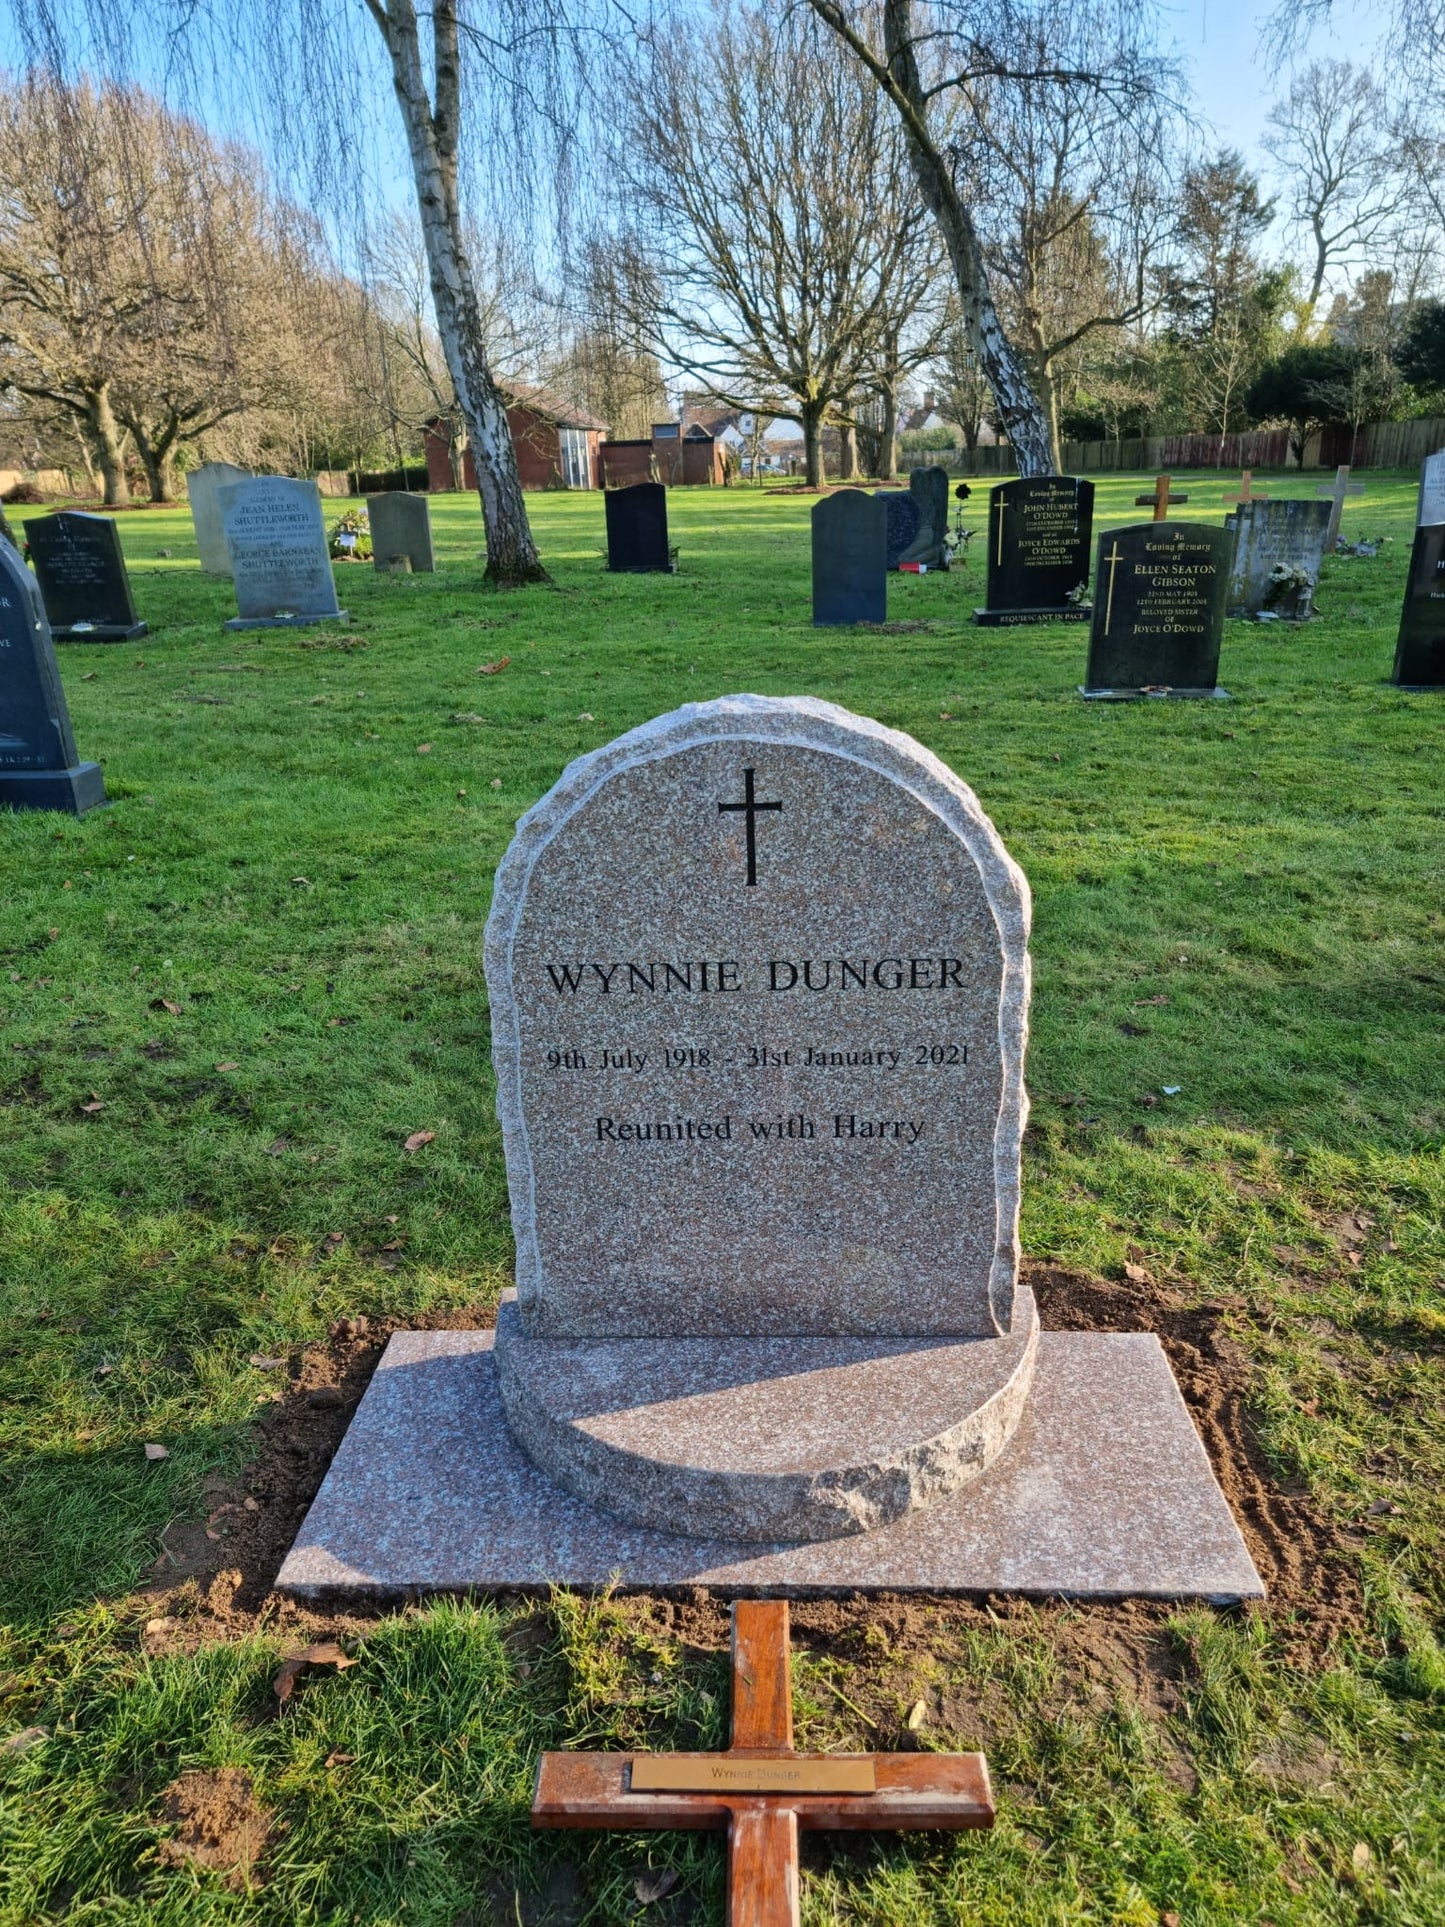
[504,382,610,433]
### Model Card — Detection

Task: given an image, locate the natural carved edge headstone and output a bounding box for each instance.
[483,692,1032,1337]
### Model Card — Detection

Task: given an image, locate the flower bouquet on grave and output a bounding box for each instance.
[328,508,371,561]
[1261,562,1315,621]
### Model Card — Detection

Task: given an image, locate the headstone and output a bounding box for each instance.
[897,465,949,569]
[367,492,434,573]
[1392,524,1445,687]
[605,482,673,572]
[1416,449,1445,527]
[218,477,348,630]
[812,490,887,625]
[1224,498,1333,620]
[1082,522,1232,699]
[187,461,252,576]
[277,694,1263,1601]
[877,490,920,569]
[0,536,105,814]
[23,512,146,641]
[975,476,1093,625]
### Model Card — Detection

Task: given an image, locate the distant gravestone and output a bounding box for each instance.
[605,482,673,572]
[877,491,920,569]
[976,476,1093,625]
[898,466,949,570]
[1392,525,1445,687]
[187,461,252,576]
[1225,498,1333,620]
[367,492,435,573]
[1082,523,1233,699]
[812,489,887,625]
[218,477,347,630]
[24,512,146,641]
[0,537,105,814]
[1417,450,1445,527]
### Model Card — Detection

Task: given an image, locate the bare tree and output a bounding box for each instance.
[1263,60,1398,326]
[618,0,935,488]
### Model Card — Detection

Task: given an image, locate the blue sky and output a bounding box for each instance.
[1172,0,1389,161]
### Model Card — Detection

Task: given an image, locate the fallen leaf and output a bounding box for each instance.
[47,926,59,939]
[1351,1841,1371,1871]
[456,787,467,798]
[634,1869,680,1904]
[906,1698,927,1730]
[144,1442,169,1461]
[264,1137,289,1156]
[2,1726,47,1756]
[79,1096,105,1113]
[490,777,502,789]
[290,875,310,887]
[577,711,595,722]
[477,656,511,675]
[80,670,97,681]
[145,1617,180,1635]
[416,743,432,754]
[1161,1914,1180,1927]
[324,1749,357,1768]
[1140,1093,1158,1109]
[1133,994,1170,1006]
[249,1354,284,1371]
[216,1061,240,1073]
[150,996,182,1015]
[403,1129,435,1153]
[1124,1263,1150,1284]
[273,1640,359,1702]
[381,1238,404,1252]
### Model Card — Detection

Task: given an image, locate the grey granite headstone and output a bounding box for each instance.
[218,477,347,630]
[1083,522,1232,699]
[813,490,888,623]
[1392,524,1445,687]
[24,511,146,641]
[187,461,252,577]
[1225,498,1333,619]
[0,536,105,814]
[976,476,1093,624]
[898,465,949,568]
[1417,450,1445,527]
[487,695,1030,1341]
[367,492,434,573]
[877,490,920,570]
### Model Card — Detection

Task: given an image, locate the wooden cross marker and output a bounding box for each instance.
[532,1600,993,1927]
[1223,468,1268,507]
[1135,473,1188,522]
[1316,462,1365,547]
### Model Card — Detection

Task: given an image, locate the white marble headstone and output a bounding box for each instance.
[187,462,252,577]
[484,695,1031,1342]
[1418,450,1445,528]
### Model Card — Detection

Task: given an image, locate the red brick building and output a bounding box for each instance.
[598,420,727,488]
[424,385,609,493]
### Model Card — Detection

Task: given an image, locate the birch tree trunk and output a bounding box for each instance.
[364,0,546,585]
[879,379,899,480]
[806,0,1056,477]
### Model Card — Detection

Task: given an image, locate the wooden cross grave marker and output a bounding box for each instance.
[1135,473,1188,522]
[1223,468,1268,507]
[532,1600,993,1927]
[1316,462,1365,548]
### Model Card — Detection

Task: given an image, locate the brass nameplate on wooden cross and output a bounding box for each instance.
[629,1754,877,1795]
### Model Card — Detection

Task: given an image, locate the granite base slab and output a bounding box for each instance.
[974,607,1091,625]
[1079,685,1232,702]
[0,763,108,814]
[276,1329,1264,1602]
[223,610,350,631]
[54,622,148,642]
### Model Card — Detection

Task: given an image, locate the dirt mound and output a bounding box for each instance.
[156,1767,272,1891]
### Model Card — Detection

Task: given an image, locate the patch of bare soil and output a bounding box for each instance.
[133,1261,1363,1692]
[156,1767,273,1891]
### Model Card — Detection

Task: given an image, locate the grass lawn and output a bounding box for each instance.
[1,470,1442,1924]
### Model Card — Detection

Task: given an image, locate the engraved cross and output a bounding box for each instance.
[718,767,782,886]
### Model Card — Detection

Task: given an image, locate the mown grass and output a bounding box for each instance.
[1,471,1442,1923]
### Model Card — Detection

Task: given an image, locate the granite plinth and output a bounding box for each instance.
[1078,686,1231,702]
[493,1289,1038,1543]
[53,622,147,642]
[974,607,1090,627]
[0,762,107,814]
[276,1327,1264,1601]
[223,611,350,631]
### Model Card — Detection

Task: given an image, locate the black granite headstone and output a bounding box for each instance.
[812,489,887,625]
[878,491,920,569]
[976,476,1094,624]
[605,482,673,573]
[898,465,950,569]
[0,537,106,812]
[1082,522,1233,699]
[24,512,146,641]
[1392,524,1445,687]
